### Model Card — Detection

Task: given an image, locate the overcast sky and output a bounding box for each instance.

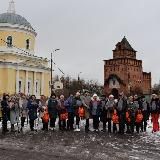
[1,0,160,85]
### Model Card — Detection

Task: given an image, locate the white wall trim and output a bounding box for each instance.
[0,46,35,55]
[0,62,50,73]
[0,24,37,36]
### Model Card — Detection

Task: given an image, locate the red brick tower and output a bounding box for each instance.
[104,37,151,98]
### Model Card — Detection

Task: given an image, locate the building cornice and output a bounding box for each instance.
[0,48,49,62]
[0,61,50,73]
[0,24,37,36]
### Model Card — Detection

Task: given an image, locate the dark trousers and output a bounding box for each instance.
[107,118,112,133]
[50,117,56,128]
[2,117,8,133]
[113,123,117,133]
[136,122,142,133]
[76,115,80,127]
[43,122,48,131]
[21,117,26,128]
[141,112,148,132]
[103,118,112,132]
[59,120,66,130]
[93,115,99,130]
[85,118,90,131]
[118,114,126,134]
[29,119,34,131]
[141,120,147,132]
[67,112,74,130]
[126,122,135,133]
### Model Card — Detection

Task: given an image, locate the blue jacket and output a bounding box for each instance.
[90,100,101,116]
[27,100,39,120]
[65,96,75,113]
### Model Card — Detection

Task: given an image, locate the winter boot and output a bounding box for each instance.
[11,124,15,132]
[74,125,80,132]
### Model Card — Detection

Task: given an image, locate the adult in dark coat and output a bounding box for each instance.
[100,95,108,132]
[47,93,58,131]
[1,94,10,134]
[116,92,127,134]
[27,95,39,131]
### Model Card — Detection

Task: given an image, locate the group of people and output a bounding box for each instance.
[0,91,160,134]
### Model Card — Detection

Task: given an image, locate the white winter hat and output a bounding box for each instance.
[109,94,114,98]
[93,94,98,97]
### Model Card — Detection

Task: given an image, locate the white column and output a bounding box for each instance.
[34,72,37,95]
[41,72,44,95]
[16,69,19,94]
[25,70,28,95]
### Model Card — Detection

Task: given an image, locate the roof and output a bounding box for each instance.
[0,12,34,31]
[119,36,136,52]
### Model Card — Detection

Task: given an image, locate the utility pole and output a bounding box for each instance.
[50,49,60,94]
[51,52,53,94]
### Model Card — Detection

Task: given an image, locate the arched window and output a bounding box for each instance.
[26,39,30,50]
[7,36,12,47]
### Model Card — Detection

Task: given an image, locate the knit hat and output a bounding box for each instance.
[109,94,114,98]
[93,93,98,97]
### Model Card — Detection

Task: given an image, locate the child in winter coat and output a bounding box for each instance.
[41,106,49,131]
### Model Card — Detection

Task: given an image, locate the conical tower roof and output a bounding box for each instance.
[120,36,136,51]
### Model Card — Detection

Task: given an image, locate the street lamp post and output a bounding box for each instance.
[50,49,60,94]
[78,72,82,81]
[78,72,82,91]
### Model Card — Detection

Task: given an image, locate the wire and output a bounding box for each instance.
[1,38,65,75]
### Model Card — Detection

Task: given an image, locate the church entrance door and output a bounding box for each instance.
[111,88,119,99]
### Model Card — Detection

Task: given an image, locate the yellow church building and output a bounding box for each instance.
[0,1,51,97]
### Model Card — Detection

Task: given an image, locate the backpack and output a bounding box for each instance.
[112,109,119,124]
[126,111,131,123]
[78,107,85,118]
[136,110,143,123]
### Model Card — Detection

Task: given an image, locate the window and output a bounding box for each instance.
[26,39,30,50]
[113,80,116,85]
[28,81,31,95]
[36,81,38,94]
[7,36,12,47]
[19,81,22,93]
